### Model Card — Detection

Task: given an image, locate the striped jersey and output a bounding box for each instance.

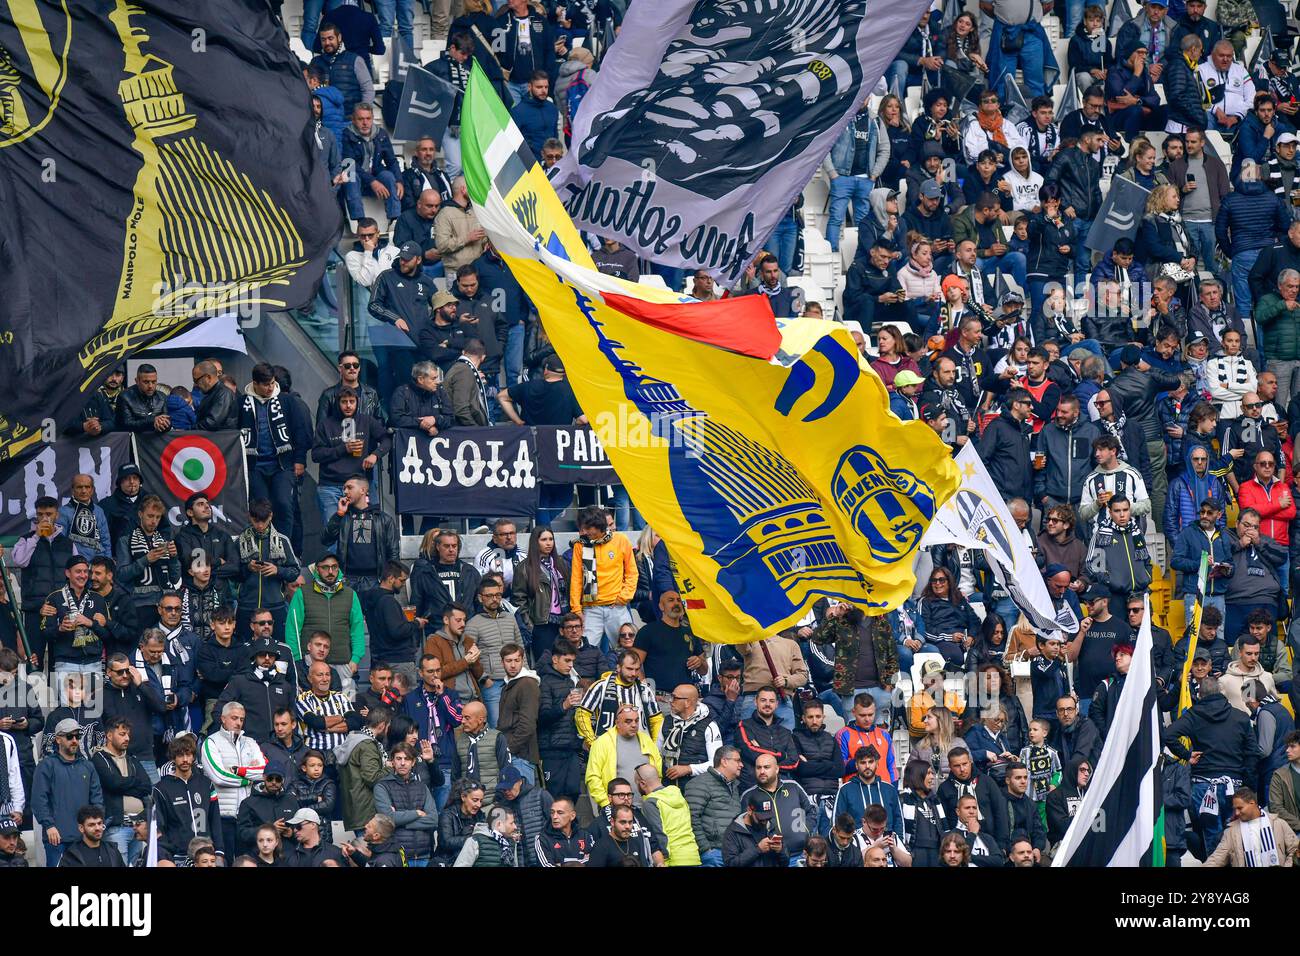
[578,674,657,738]
[295,689,355,752]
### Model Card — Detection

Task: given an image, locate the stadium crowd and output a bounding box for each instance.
[0,0,1298,870]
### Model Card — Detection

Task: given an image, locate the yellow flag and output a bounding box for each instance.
[462,68,959,643]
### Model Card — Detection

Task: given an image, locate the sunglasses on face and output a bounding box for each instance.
[340,362,360,370]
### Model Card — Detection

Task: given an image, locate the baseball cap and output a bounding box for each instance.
[920,403,944,422]
[496,764,524,794]
[542,354,566,373]
[65,554,89,570]
[893,369,925,388]
[920,659,944,679]
[747,793,775,822]
[999,290,1025,307]
[1192,647,1213,662]
[398,241,423,261]
[250,638,280,658]
[1278,132,1299,146]
[1081,584,1109,602]
[0,818,18,835]
[430,291,458,311]
[53,718,82,736]
[286,808,321,826]
[1187,331,1209,345]
[920,179,943,200]
[264,760,287,781]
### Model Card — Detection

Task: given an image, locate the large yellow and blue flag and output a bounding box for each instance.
[461,67,959,644]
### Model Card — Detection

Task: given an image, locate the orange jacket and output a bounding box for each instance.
[569,533,638,608]
[1237,478,1296,545]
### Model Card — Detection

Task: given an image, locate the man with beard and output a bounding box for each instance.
[938,747,1009,851]
[173,493,238,596]
[68,366,124,437]
[101,464,146,546]
[920,357,975,451]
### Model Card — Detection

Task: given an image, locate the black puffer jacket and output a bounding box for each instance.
[389,382,454,433]
[373,770,439,860]
[536,661,582,756]
[436,803,483,865]
[792,727,841,798]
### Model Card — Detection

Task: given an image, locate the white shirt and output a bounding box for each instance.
[345,243,398,289]
[962,117,1027,165]
[1195,60,1253,119]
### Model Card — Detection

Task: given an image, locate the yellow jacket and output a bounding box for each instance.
[642,784,701,866]
[584,728,662,807]
[570,532,637,609]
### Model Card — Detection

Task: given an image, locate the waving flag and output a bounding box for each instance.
[1053,595,1163,867]
[462,67,959,642]
[549,0,934,284]
[0,0,339,470]
[921,443,1079,635]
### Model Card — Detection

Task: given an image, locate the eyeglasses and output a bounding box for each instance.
[1045,517,1065,525]
[930,577,947,584]
[671,695,693,701]
[1245,402,1265,410]
[254,620,273,627]
[59,733,80,740]
[159,604,181,612]
[1095,399,1111,406]
[1127,608,1144,615]
[1257,461,1276,468]
[109,668,130,676]
[340,362,360,370]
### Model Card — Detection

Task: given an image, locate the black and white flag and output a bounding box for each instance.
[550,0,934,284]
[1086,175,1150,252]
[392,65,457,145]
[1052,594,1162,867]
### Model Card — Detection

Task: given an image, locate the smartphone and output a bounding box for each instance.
[1186,172,1196,183]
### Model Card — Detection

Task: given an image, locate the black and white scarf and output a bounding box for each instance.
[1098,414,1131,463]
[456,356,490,424]
[580,530,612,603]
[239,393,292,457]
[129,527,179,590]
[237,526,287,564]
[660,705,708,765]
[54,585,99,651]
[486,824,517,866]
[133,645,187,736]
[66,500,103,553]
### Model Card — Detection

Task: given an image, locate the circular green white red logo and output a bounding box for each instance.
[160,435,227,500]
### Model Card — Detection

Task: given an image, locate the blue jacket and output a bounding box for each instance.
[889,392,918,421]
[341,125,400,189]
[828,111,882,177]
[1161,54,1205,130]
[510,94,559,157]
[833,775,902,836]
[1089,251,1150,290]
[56,501,111,560]
[401,686,464,772]
[1215,179,1292,257]
[1165,469,1229,539]
[1170,522,1231,596]
[32,752,103,839]
[1234,112,1296,178]
[312,84,347,142]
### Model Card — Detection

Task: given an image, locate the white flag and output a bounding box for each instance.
[921,443,1078,634]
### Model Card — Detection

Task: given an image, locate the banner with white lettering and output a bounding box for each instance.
[550,0,932,285]
[395,427,538,517]
[0,433,131,537]
[535,426,617,485]
[134,430,250,531]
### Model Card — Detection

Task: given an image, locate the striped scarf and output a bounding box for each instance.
[133,646,183,737]
[129,528,178,590]
[1241,811,1281,867]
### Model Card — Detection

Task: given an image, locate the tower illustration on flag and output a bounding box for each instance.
[461,66,959,643]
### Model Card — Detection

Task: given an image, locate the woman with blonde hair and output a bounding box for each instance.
[633,526,666,623]
[1137,182,1197,282]
[912,705,968,782]
[877,93,913,191]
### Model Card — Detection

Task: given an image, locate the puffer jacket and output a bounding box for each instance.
[436,803,483,865]
[498,782,552,867]
[373,770,439,860]
[1162,53,1206,130]
[792,727,841,798]
[116,385,168,432]
[1034,417,1101,504]
[1255,293,1300,361]
[684,767,741,854]
[200,728,267,818]
[1215,179,1292,257]
[536,661,581,756]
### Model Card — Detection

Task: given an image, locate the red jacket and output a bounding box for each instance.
[1236,478,1297,545]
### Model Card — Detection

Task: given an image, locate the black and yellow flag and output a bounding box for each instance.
[0,0,341,466]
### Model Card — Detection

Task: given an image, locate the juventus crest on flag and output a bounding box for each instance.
[550,0,933,284]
